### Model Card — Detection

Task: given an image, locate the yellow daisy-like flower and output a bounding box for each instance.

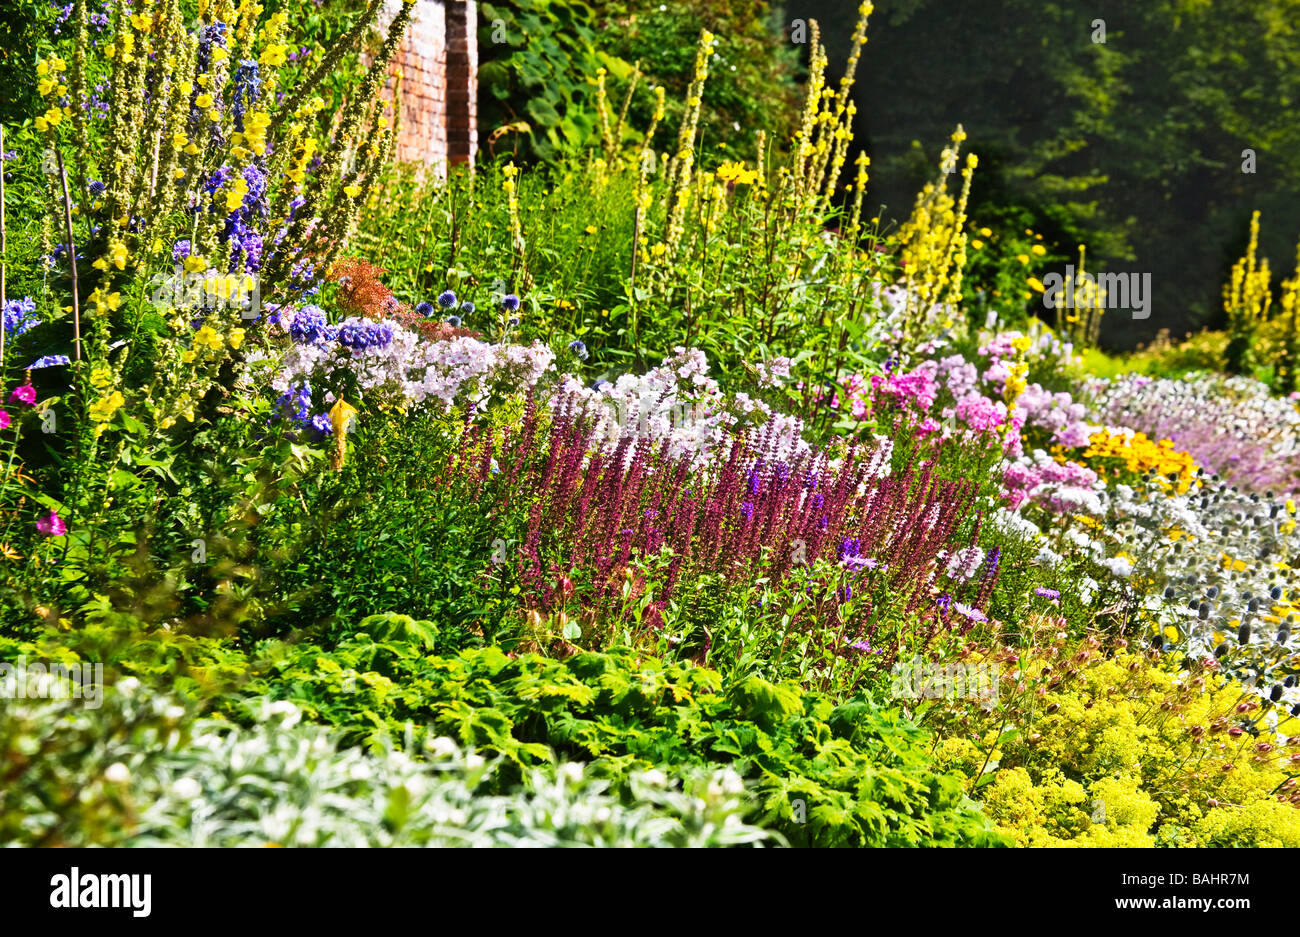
[1016,253,1029,265]
[343,184,362,199]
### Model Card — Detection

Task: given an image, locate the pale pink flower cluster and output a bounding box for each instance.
[267,314,555,409]
[757,356,793,388]
[1002,448,1103,515]
[1016,384,1095,449]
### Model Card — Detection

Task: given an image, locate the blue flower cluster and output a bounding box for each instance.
[336,320,395,352]
[28,354,70,369]
[2,298,38,340]
[307,412,333,440]
[289,305,335,344]
[231,60,261,132]
[272,381,313,425]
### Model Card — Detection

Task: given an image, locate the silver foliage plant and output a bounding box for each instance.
[2,688,777,848]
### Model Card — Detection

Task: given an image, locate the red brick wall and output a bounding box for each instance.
[445,1,477,165]
[374,0,477,176]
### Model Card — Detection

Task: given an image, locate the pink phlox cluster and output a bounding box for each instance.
[869,368,939,413]
[1017,383,1095,449]
[1002,449,1102,514]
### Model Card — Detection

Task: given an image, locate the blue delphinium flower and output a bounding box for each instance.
[28,354,70,369]
[289,305,331,344]
[2,298,38,339]
[231,60,260,131]
[438,290,458,308]
[270,381,313,426]
[446,315,462,327]
[568,339,588,360]
[172,239,192,264]
[500,293,520,312]
[337,320,394,352]
[306,411,332,440]
[415,301,434,317]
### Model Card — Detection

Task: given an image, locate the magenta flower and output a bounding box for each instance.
[9,383,35,406]
[0,410,8,430]
[36,510,67,536]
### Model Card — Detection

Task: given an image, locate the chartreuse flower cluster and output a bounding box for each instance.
[936,646,1300,847]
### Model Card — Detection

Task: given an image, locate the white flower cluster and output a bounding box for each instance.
[557,347,815,469]
[262,311,556,410]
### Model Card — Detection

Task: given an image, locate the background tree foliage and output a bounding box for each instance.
[801,0,1300,348]
[477,0,802,165]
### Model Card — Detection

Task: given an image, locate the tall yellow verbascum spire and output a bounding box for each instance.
[897,125,974,339]
[1223,210,1273,372]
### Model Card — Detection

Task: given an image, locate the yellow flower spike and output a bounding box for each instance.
[329,399,358,471]
[329,398,358,436]
[228,328,245,349]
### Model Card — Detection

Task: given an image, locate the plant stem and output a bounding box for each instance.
[55,149,81,361]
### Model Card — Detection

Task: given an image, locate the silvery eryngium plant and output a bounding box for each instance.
[14,0,414,603]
